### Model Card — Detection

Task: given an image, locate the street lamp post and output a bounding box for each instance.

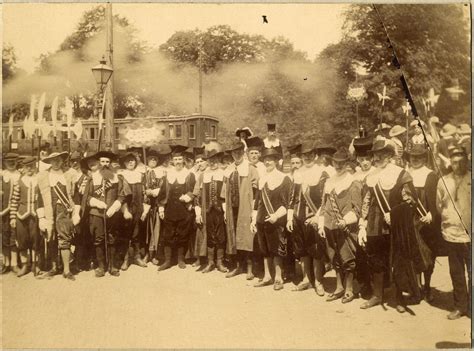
[91,56,113,151]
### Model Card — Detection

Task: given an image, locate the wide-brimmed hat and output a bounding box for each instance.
[261,147,282,160]
[300,141,316,155]
[353,136,373,157]
[170,144,189,157]
[42,151,69,164]
[204,149,224,160]
[155,144,172,156]
[235,127,253,138]
[457,123,471,135]
[95,151,118,161]
[368,138,395,155]
[449,146,467,158]
[374,123,391,132]
[228,141,245,152]
[331,149,350,163]
[80,154,99,171]
[246,136,264,151]
[69,151,82,161]
[403,144,428,160]
[22,156,37,167]
[389,125,407,138]
[120,152,138,168]
[410,120,426,128]
[287,143,302,157]
[315,145,336,156]
[147,148,160,159]
[429,116,441,125]
[440,123,457,138]
[3,152,19,161]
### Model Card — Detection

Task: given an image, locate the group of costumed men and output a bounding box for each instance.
[1,120,470,320]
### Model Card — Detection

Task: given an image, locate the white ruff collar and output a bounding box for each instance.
[263,138,280,148]
[324,165,336,177]
[21,175,38,188]
[408,166,432,188]
[366,163,403,190]
[235,159,250,177]
[259,169,286,190]
[120,169,143,184]
[166,168,190,184]
[203,168,224,183]
[324,172,355,195]
[294,164,325,186]
[354,167,375,182]
[2,170,20,183]
[49,170,66,186]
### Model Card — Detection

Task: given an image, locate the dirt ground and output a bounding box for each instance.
[1,257,471,349]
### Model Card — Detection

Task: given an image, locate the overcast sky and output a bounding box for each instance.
[3,3,347,72]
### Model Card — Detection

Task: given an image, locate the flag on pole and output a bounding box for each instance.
[98,90,107,131]
[8,113,15,138]
[51,96,58,137]
[65,97,74,138]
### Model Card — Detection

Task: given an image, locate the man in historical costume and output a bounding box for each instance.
[144,148,166,266]
[286,142,329,295]
[235,127,253,150]
[158,145,196,271]
[1,153,21,274]
[36,151,81,280]
[222,142,259,279]
[9,156,41,277]
[318,149,362,303]
[263,123,282,150]
[195,150,228,273]
[456,124,471,161]
[357,139,430,313]
[252,148,292,291]
[188,147,207,267]
[287,144,303,178]
[85,151,131,277]
[410,120,433,147]
[315,145,336,177]
[389,125,406,168]
[353,136,376,183]
[246,136,266,178]
[405,143,444,302]
[119,152,150,270]
[38,143,52,172]
[436,146,471,320]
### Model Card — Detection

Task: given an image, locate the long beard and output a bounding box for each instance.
[101,168,114,180]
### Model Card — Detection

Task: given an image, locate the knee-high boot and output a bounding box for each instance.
[108,245,120,276]
[216,248,228,273]
[177,247,186,269]
[360,272,383,309]
[202,247,215,273]
[158,246,172,271]
[95,246,106,277]
[132,242,147,268]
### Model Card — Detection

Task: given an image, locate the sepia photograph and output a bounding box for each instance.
[1,2,472,349]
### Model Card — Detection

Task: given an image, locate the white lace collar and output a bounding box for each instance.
[2,170,20,183]
[203,168,224,183]
[408,166,432,188]
[294,164,325,186]
[366,163,403,190]
[263,137,280,148]
[120,169,143,184]
[324,172,354,195]
[166,167,190,184]
[49,170,66,186]
[259,168,287,190]
[21,175,37,187]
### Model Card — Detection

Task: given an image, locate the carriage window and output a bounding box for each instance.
[175,125,182,138]
[169,124,175,139]
[89,127,95,140]
[210,125,217,139]
[189,124,196,139]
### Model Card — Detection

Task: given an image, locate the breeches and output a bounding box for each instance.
[206,208,226,249]
[2,214,15,249]
[89,214,120,246]
[16,216,40,251]
[365,234,390,274]
[292,219,326,259]
[162,216,192,248]
[326,228,357,272]
[256,222,287,258]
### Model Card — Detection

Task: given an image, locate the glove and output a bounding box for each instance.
[317,217,325,238]
[90,197,107,209]
[222,203,227,223]
[358,227,367,247]
[250,210,258,234]
[39,217,48,232]
[264,213,278,224]
[106,200,121,218]
[158,206,165,220]
[179,194,192,203]
[140,204,151,221]
[10,219,16,229]
[72,213,81,226]
[421,211,433,224]
[384,212,391,226]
